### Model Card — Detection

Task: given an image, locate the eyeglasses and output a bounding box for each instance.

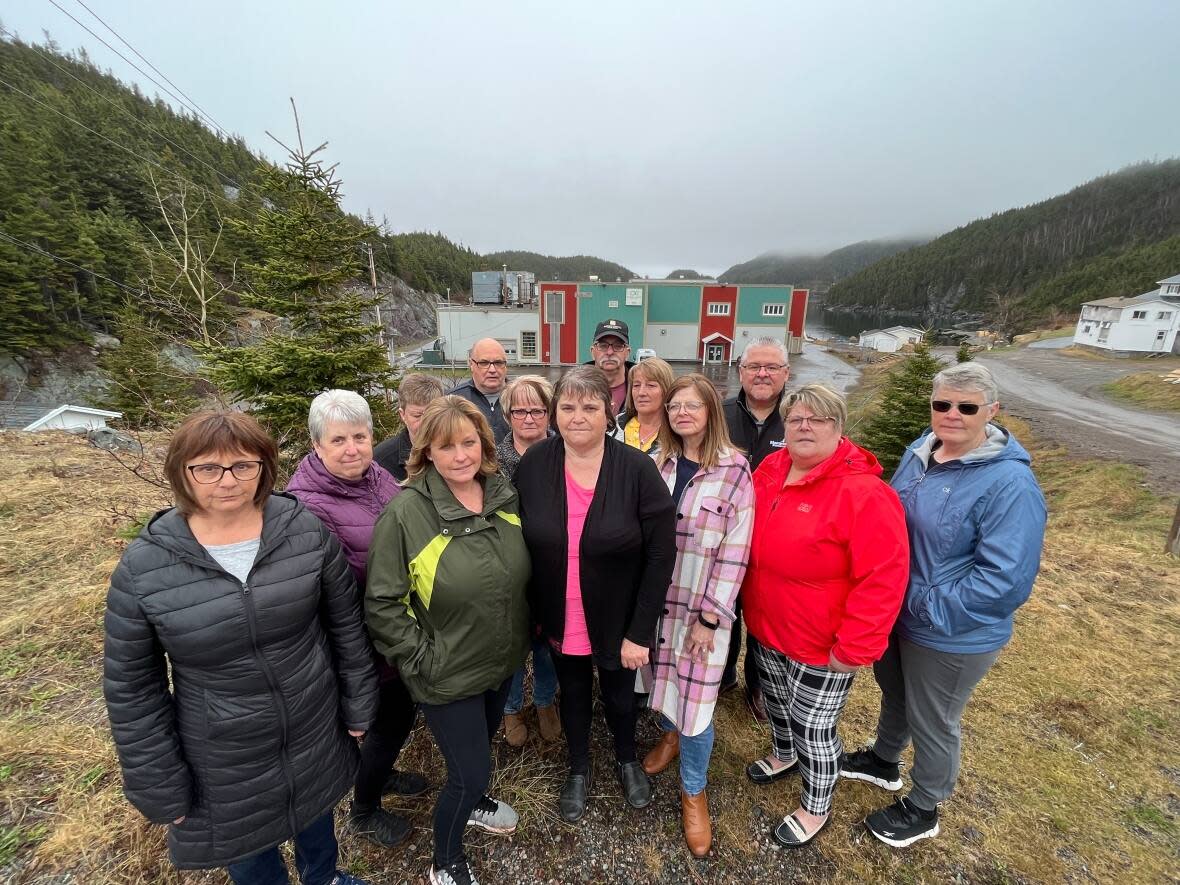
[592,341,627,352]
[786,416,836,429]
[509,407,547,420]
[741,363,786,374]
[470,359,507,370]
[187,461,263,484]
[930,400,988,415]
[666,401,705,414]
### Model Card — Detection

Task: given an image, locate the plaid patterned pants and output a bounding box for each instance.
[755,643,855,815]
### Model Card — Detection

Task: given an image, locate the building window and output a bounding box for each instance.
[1158,311,1174,320]
[762,303,786,317]
[520,331,537,360]
[1131,310,1148,319]
[1157,331,1167,341]
[545,290,565,323]
[706,302,731,316]
[1082,324,1092,334]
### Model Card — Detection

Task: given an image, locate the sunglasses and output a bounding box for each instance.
[930,400,989,415]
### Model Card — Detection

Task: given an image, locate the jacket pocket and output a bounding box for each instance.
[694,497,733,551]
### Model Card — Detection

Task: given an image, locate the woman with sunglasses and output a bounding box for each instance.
[842,361,1046,849]
[495,375,562,748]
[742,384,909,848]
[104,411,377,885]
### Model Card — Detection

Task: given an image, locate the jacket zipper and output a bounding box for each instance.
[240,579,299,836]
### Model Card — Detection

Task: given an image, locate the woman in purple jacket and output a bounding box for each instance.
[287,390,427,850]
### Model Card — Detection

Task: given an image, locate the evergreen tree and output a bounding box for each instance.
[99,303,201,427]
[858,342,944,477]
[956,341,974,363]
[205,120,393,445]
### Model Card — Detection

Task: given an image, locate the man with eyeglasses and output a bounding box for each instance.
[451,338,511,442]
[720,336,791,720]
[585,319,635,416]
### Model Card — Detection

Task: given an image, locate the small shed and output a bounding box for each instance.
[857,326,925,353]
[22,405,121,432]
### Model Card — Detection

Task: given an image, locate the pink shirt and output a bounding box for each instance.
[561,469,595,655]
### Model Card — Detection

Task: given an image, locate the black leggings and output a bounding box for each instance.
[420,679,510,868]
[551,651,637,775]
[354,677,419,811]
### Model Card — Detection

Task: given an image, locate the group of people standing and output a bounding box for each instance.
[103,320,1047,885]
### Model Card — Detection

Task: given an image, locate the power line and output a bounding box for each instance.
[0,24,248,194]
[44,0,228,138]
[0,227,142,296]
[69,0,228,138]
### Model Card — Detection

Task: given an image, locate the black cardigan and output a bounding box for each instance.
[515,434,676,669]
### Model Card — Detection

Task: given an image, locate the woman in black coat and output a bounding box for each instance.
[103,411,378,885]
[514,366,676,824]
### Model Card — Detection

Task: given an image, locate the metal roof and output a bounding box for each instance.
[1156,273,1180,285]
[0,402,56,430]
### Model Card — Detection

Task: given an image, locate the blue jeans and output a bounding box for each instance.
[504,638,557,714]
[226,811,337,885]
[659,714,715,796]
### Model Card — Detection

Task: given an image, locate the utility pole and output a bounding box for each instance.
[366,244,393,406]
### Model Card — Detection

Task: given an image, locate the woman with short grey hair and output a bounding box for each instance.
[288,389,426,850]
[842,360,1047,849]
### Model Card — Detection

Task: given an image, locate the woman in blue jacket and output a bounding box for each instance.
[840,361,1047,848]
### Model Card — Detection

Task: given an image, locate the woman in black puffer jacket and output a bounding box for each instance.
[103,411,378,885]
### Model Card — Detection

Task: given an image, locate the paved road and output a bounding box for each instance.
[980,349,1180,494]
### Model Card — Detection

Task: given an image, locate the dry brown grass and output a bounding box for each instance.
[2,425,1179,883]
[1104,371,1180,413]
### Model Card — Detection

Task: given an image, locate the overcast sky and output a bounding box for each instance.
[6,0,1180,277]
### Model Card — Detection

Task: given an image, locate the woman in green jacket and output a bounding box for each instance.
[367,395,530,885]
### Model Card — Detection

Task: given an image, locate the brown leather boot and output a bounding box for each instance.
[681,789,712,857]
[536,702,562,742]
[502,711,528,747]
[642,729,679,775]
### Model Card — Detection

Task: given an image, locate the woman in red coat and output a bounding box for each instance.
[743,383,909,848]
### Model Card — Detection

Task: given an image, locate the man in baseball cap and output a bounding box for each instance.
[587,319,634,415]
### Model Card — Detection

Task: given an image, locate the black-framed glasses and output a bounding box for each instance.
[930,400,987,415]
[741,363,786,374]
[187,461,263,484]
[509,407,547,420]
[470,359,507,370]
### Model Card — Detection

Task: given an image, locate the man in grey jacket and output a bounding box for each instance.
[450,338,510,442]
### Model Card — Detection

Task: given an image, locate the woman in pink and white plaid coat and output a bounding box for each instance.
[638,373,754,857]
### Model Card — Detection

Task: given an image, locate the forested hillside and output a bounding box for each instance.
[719,238,926,288]
[826,160,1180,324]
[483,250,635,282]
[0,35,631,356]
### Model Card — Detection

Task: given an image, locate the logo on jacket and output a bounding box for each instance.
[797,503,812,513]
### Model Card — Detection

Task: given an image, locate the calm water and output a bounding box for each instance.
[804,302,927,341]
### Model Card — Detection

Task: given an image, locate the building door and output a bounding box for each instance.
[706,344,724,363]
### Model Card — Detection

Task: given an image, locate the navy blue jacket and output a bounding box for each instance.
[890,426,1047,654]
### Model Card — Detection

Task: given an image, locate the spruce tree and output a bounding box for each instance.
[956,341,974,363]
[99,303,201,427]
[858,342,944,478]
[205,117,393,445]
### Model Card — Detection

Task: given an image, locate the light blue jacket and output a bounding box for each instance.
[890,425,1047,654]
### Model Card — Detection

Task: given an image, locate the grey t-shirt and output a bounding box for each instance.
[203,537,260,584]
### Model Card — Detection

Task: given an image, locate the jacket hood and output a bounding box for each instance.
[908,423,1030,470]
[140,493,302,562]
[286,451,378,501]
[399,464,517,522]
[760,436,883,487]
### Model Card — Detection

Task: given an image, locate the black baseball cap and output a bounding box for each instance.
[593,318,630,345]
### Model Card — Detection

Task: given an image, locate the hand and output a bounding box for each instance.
[348,729,366,740]
[827,650,857,673]
[682,620,716,662]
[172,816,185,825]
[620,639,649,669]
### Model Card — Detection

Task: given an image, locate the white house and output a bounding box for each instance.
[1074,274,1180,354]
[434,304,542,365]
[22,405,121,432]
[857,326,925,353]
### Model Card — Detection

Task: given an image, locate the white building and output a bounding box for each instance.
[857,326,925,353]
[22,405,121,432]
[434,304,542,365]
[1074,274,1180,354]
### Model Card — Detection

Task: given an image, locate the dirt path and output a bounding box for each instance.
[979,348,1180,494]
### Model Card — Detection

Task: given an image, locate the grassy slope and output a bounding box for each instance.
[1103,372,1180,413]
[0,428,1178,883]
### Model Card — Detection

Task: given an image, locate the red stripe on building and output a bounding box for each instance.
[789,289,809,341]
[698,284,738,360]
[540,284,579,364]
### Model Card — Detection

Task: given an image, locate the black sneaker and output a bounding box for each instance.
[430,858,479,885]
[348,804,412,848]
[382,768,429,797]
[840,746,903,791]
[865,797,939,847]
